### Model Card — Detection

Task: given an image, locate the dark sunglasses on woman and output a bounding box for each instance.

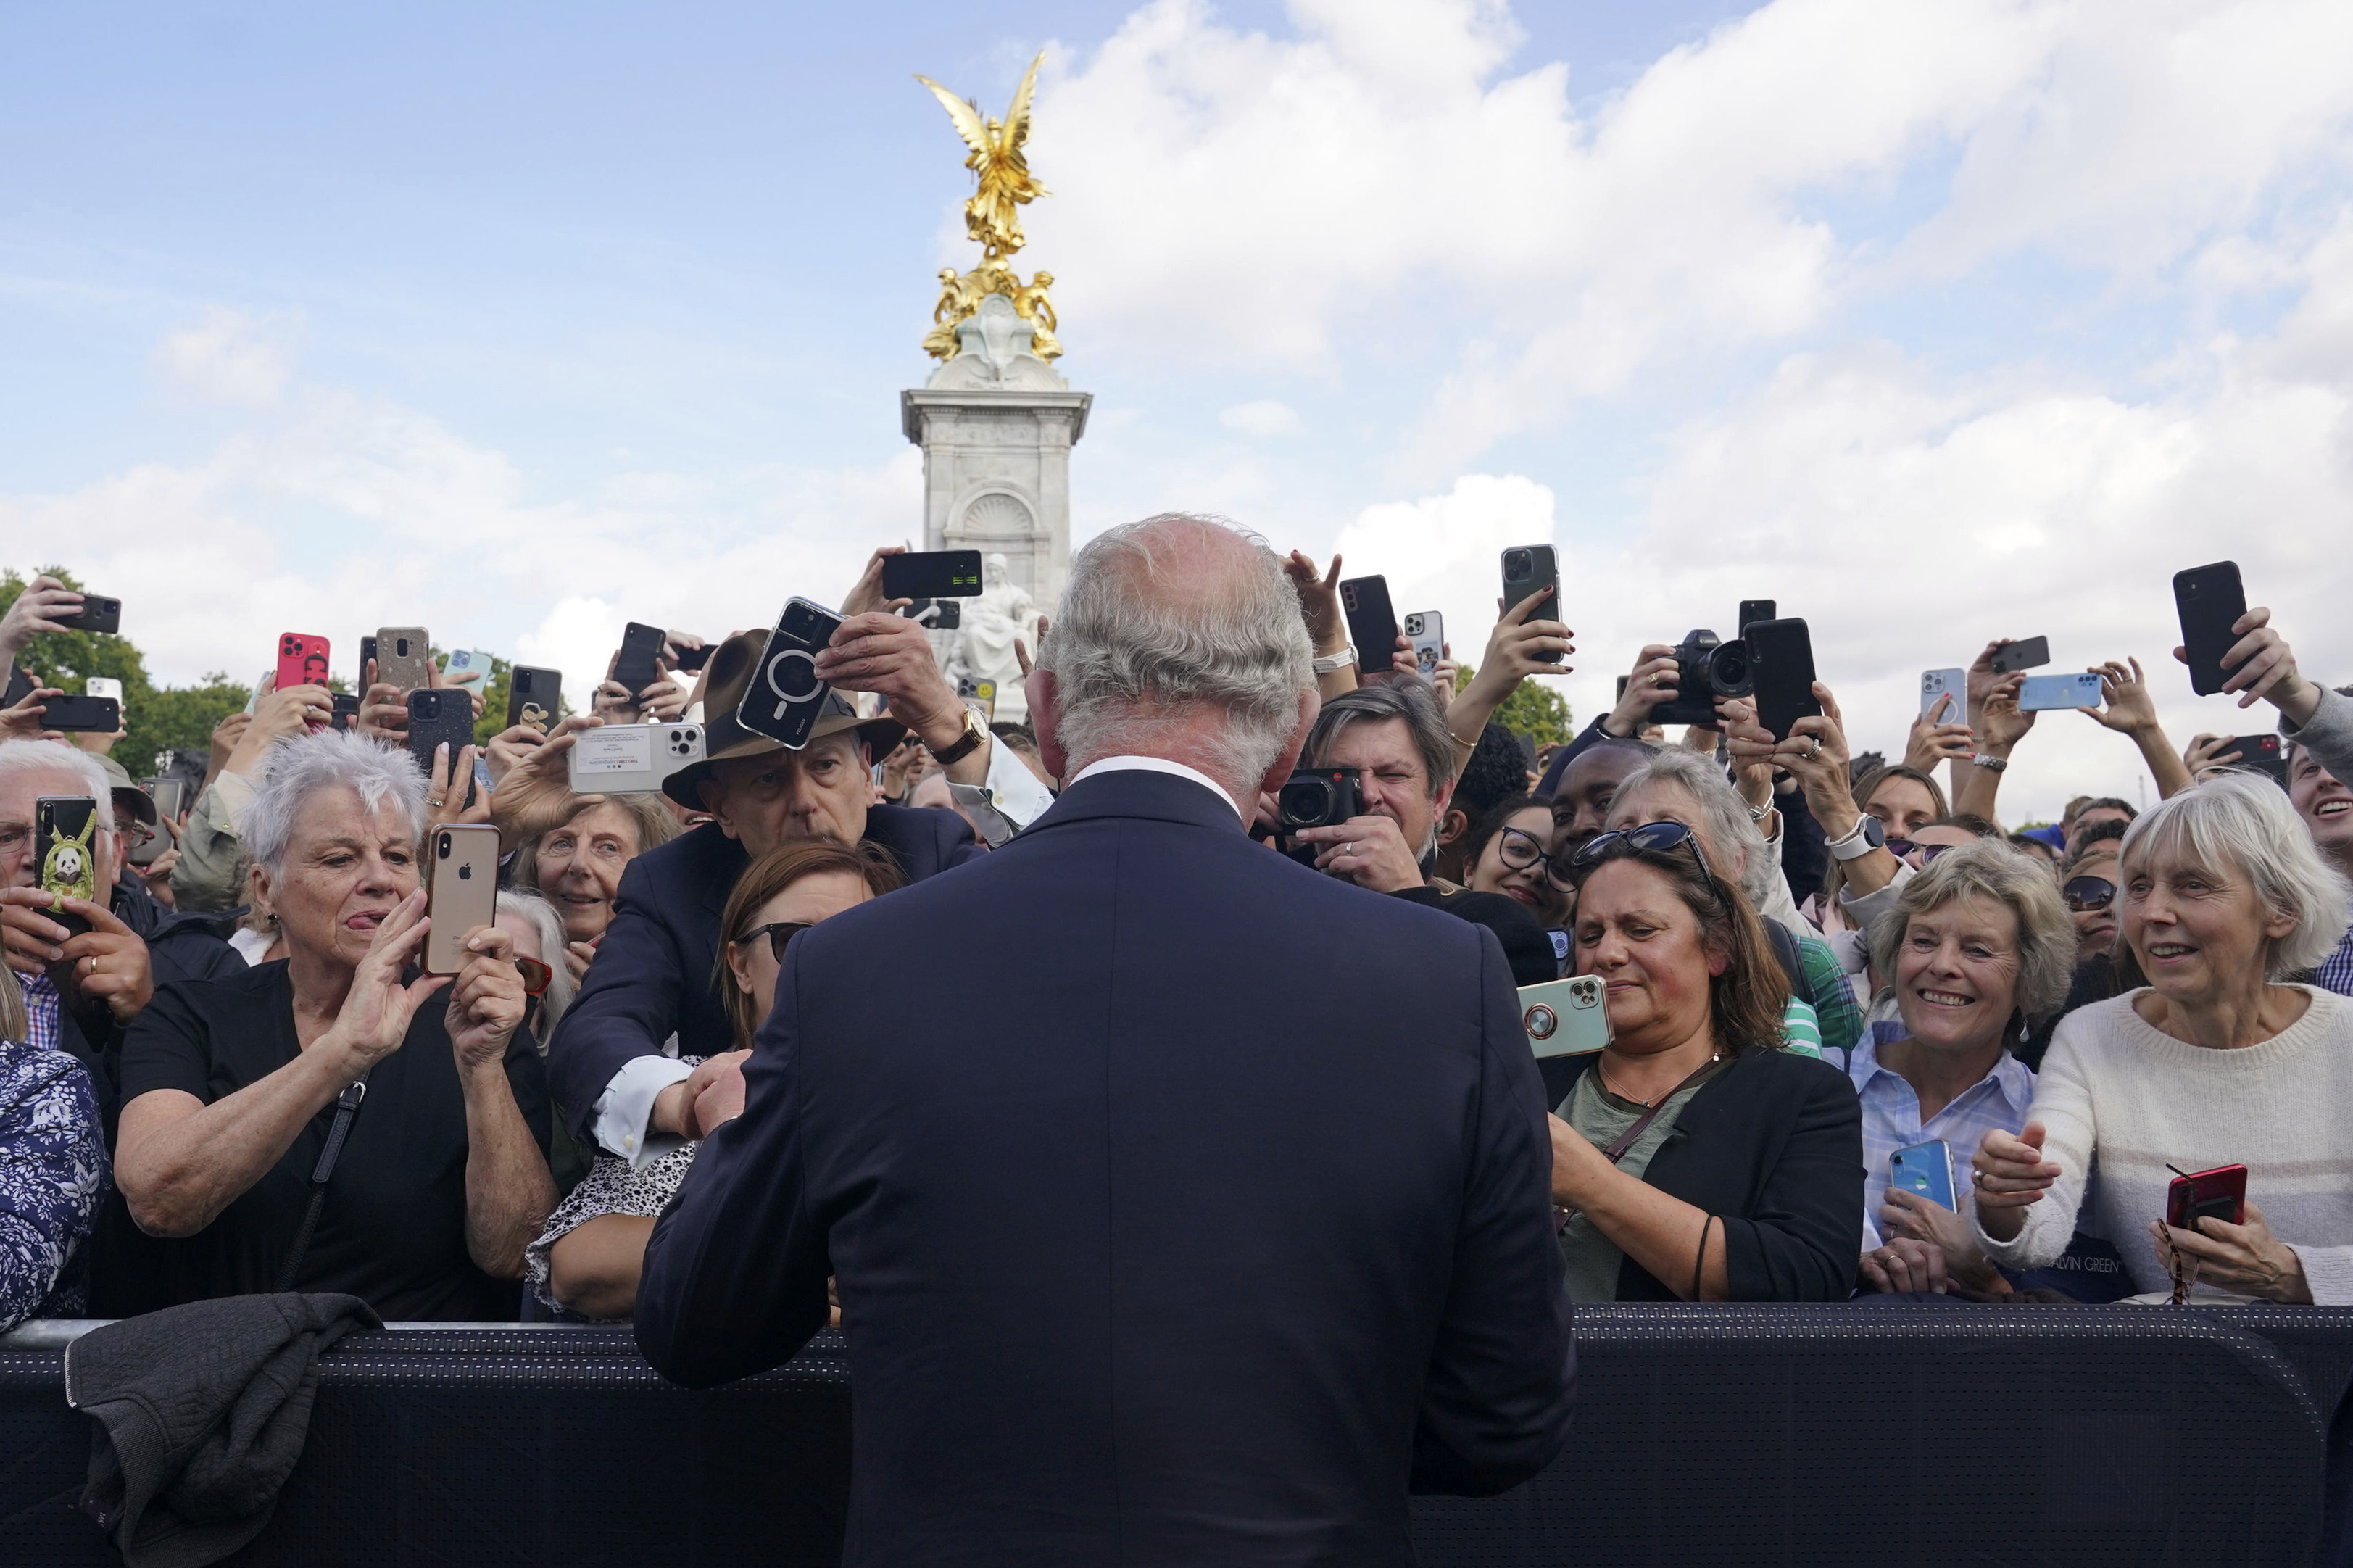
[1885,839,1959,866]
[2062,875,2117,914]
[734,921,816,963]
[1559,820,1713,889]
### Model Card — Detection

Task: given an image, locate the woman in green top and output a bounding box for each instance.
[1547,824,1865,1302]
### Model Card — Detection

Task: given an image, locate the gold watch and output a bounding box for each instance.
[930,706,987,766]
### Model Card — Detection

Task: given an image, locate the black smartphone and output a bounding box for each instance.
[1338,576,1399,679]
[507,665,563,733]
[2225,733,2287,786]
[359,634,378,681]
[1738,600,1777,634]
[883,549,985,601]
[671,644,712,673]
[2174,561,2246,697]
[738,599,844,750]
[57,594,121,635]
[330,692,360,732]
[38,694,120,732]
[34,796,99,942]
[2,665,31,708]
[1501,546,1561,664]
[140,777,188,819]
[405,689,478,802]
[613,621,668,695]
[1746,618,1822,742]
[1988,636,2051,676]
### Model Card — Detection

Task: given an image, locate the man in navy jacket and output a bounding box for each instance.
[637,515,1574,1567]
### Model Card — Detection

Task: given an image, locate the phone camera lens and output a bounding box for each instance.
[1505,549,1532,575]
[437,833,450,860]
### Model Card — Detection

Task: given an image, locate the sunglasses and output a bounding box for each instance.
[1562,820,1711,888]
[2062,875,2117,914]
[1885,839,1959,866]
[734,921,815,963]
[514,955,552,996]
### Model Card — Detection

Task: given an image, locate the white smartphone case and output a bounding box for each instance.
[567,722,706,795]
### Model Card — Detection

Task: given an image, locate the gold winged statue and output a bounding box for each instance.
[916,51,1050,259]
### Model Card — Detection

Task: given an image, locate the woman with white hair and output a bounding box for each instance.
[1973,773,2353,1303]
[114,729,554,1319]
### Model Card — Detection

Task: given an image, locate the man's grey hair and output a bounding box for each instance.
[496,889,577,1047]
[0,739,115,834]
[244,729,429,881]
[1868,838,2077,1017]
[1609,747,1775,909]
[1039,513,1314,784]
[2120,771,2353,978]
[1303,680,1458,807]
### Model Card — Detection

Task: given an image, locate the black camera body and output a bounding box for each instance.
[1651,629,1754,728]
[1277,766,1361,831]
[739,597,844,750]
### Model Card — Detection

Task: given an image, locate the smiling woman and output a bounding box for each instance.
[509,794,681,968]
[111,729,555,1319]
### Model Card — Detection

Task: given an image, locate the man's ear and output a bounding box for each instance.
[697,776,739,841]
[1032,671,1069,780]
[1437,805,1471,848]
[1252,687,1322,802]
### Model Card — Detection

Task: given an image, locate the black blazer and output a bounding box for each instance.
[546,808,979,1141]
[635,768,1574,1567]
[1583,1047,1864,1302]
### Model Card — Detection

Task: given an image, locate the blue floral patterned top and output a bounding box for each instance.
[0,1039,108,1332]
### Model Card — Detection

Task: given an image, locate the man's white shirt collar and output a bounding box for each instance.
[1068,755,1245,823]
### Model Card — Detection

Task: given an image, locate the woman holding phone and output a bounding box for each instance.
[1972,775,2353,1302]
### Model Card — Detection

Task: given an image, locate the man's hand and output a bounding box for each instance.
[0,684,65,743]
[687,1048,753,1137]
[842,545,912,617]
[1281,551,1348,658]
[1,887,80,978]
[1292,813,1425,893]
[0,575,83,655]
[652,1050,750,1140]
[815,613,964,751]
[54,898,156,1023]
[1607,645,1680,739]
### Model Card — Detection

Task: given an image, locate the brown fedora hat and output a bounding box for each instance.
[661,629,908,808]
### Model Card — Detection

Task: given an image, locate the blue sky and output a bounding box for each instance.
[5,0,2352,818]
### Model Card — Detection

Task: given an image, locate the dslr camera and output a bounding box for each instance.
[1650,630,1753,729]
[1276,766,1361,831]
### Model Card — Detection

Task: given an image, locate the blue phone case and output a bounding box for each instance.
[2017,671,2104,710]
[1890,1140,1956,1211]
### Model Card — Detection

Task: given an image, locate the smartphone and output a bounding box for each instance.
[739,600,845,750]
[613,622,668,697]
[39,694,119,733]
[1738,600,1777,636]
[1403,611,1445,679]
[1920,668,1965,720]
[1523,974,1609,1105]
[2173,561,2246,697]
[375,626,434,692]
[2223,733,2288,786]
[902,598,962,631]
[672,643,713,673]
[1337,576,1399,679]
[882,549,985,601]
[85,676,123,705]
[506,665,562,734]
[57,594,121,635]
[3,665,30,708]
[1890,1140,1957,1211]
[330,692,359,732]
[1500,546,1561,663]
[2165,1163,2247,1232]
[1746,618,1822,742]
[404,689,478,798]
[2019,671,2105,711]
[424,824,502,976]
[441,648,495,691]
[33,796,99,942]
[1988,636,2051,676]
[139,777,188,821]
[957,676,997,723]
[275,632,331,695]
[359,634,378,679]
[566,722,707,795]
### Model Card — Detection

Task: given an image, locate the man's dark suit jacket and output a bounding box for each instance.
[1574,1047,1864,1302]
[635,768,1575,1567]
[546,807,978,1142]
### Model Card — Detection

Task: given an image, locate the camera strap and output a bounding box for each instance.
[275,1077,368,1293]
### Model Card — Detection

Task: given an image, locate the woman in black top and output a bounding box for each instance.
[116,730,552,1320]
[1548,824,1863,1301]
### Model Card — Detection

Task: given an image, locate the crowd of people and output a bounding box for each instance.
[1,528,2349,1337]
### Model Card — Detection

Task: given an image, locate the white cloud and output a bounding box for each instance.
[1219,399,1304,436]
[150,307,301,408]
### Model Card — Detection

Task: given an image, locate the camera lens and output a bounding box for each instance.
[1276,777,1332,829]
[1505,549,1532,575]
[437,832,450,860]
[1708,640,1752,697]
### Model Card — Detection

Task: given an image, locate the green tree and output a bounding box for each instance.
[1454,664,1576,749]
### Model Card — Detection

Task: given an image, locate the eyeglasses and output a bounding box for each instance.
[1561,820,1711,889]
[2062,875,2117,913]
[1885,838,1959,866]
[1490,825,1555,873]
[514,955,552,996]
[734,921,814,963]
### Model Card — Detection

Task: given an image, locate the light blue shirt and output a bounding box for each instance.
[1847,1033,2036,1249]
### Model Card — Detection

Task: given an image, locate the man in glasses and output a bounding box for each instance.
[2059,819,2128,967]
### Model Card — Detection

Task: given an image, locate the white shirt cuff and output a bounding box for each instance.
[971,740,1057,837]
[591,1054,694,1168]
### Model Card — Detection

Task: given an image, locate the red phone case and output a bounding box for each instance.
[276,632,331,694]
[2165,1163,2247,1229]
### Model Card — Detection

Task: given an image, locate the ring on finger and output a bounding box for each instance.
[1804,736,1824,761]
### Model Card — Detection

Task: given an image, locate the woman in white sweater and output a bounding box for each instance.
[1970,772,2353,1303]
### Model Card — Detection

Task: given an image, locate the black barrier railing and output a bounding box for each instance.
[4,1306,2347,1567]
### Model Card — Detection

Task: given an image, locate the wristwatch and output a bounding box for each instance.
[1969,752,2009,773]
[1825,814,1885,863]
[1311,646,1358,676]
[929,707,987,766]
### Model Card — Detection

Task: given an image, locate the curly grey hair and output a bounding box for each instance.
[243,729,429,880]
[2119,771,2353,979]
[1606,746,1777,911]
[1868,838,2078,1016]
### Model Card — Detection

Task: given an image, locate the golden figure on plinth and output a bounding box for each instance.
[916,51,1063,362]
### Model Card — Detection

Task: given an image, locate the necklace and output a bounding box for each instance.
[1599,1051,1721,1108]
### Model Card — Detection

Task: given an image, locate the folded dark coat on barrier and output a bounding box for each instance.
[65,1292,379,1568]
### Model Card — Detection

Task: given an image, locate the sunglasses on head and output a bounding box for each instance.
[1561,820,1711,888]
[2062,875,2117,914]
[1885,839,1959,866]
[734,921,816,963]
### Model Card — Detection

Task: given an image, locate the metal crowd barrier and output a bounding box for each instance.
[4,1305,2346,1567]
